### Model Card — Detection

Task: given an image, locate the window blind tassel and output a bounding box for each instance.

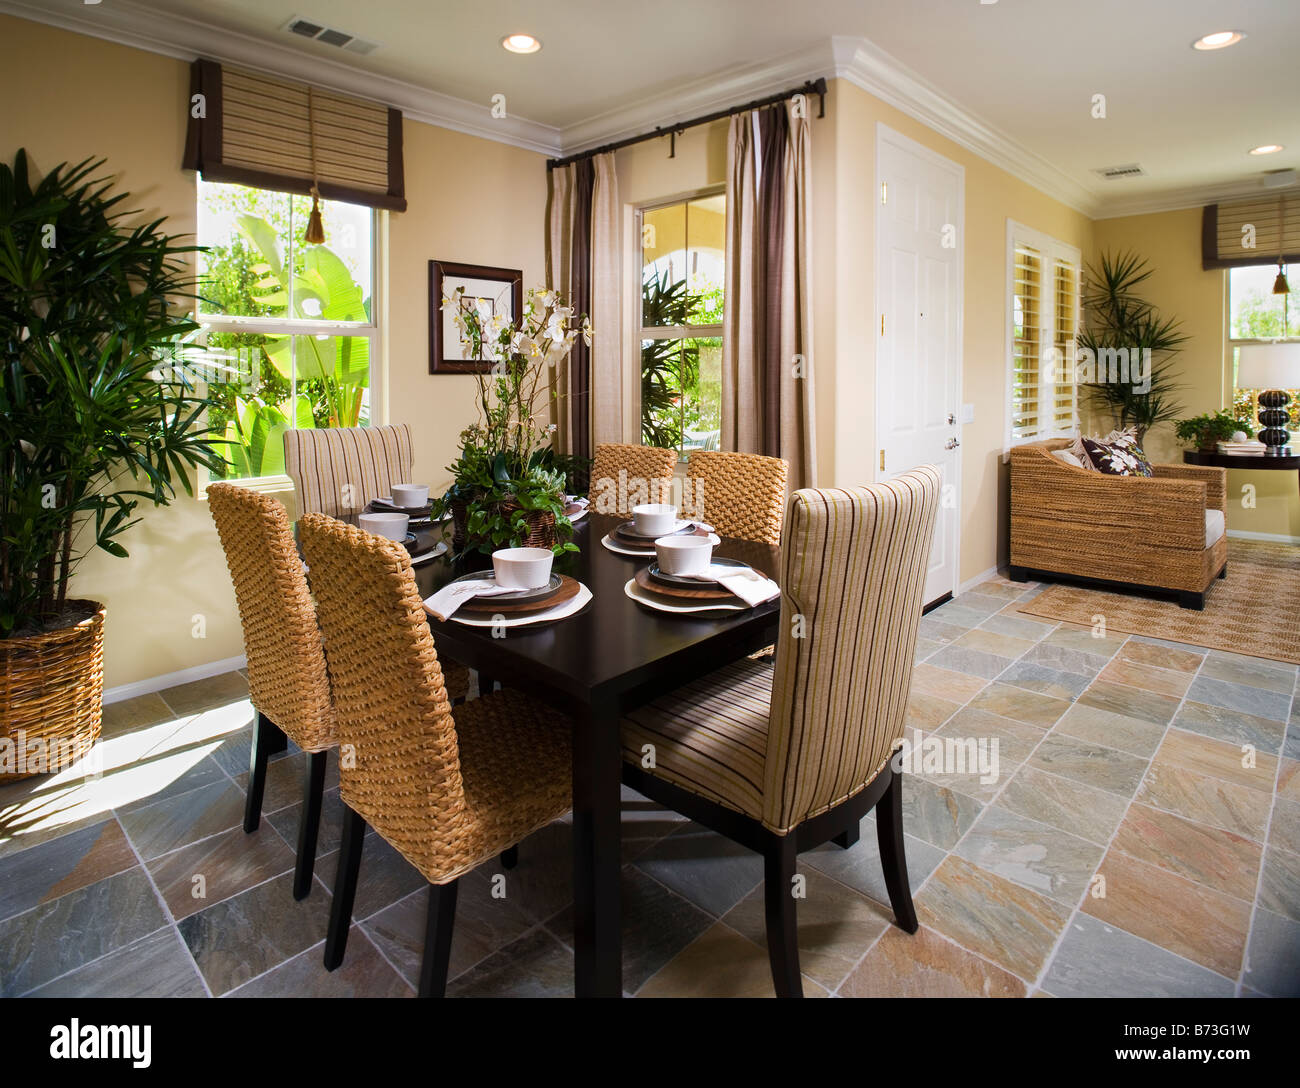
[1274,195,1290,296]
[304,87,326,245]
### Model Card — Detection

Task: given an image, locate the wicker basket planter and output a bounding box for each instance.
[450,496,558,554]
[0,601,105,782]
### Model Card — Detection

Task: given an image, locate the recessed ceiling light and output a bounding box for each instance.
[1249,144,1285,155]
[1192,30,1244,50]
[501,33,541,54]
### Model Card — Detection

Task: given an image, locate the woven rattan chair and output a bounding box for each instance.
[622,467,941,997]
[299,513,573,997]
[1009,439,1228,609]
[588,442,677,515]
[208,483,338,900]
[684,450,788,544]
[284,423,414,517]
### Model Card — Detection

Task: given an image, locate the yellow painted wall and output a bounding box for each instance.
[0,15,549,689]
[1093,208,1298,541]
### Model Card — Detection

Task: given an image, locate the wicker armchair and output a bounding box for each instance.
[1008,439,1228,609]
[588,442,678,514]
[299,513,572,997]
[208,483,337,900]
[684,450,788,545]
[622,467,941,997]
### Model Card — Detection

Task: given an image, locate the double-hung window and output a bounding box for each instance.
[636,192,725,459]
[1227,265,1300,428]
[196,180,378,483]
[1006,221,1082,445]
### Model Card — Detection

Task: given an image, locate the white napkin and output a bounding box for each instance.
[423,579,514,621]
[688,564,780,607]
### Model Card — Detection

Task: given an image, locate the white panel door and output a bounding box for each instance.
[875,125,963,606]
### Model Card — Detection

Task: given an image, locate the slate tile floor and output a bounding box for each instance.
[1,574,1298,998]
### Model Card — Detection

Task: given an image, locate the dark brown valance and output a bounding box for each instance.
[1202,194,1300,270]
[183,60,406,212]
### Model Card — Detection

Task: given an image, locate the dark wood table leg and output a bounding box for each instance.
[571,691,623,997]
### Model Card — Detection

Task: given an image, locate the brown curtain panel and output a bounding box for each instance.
[722,102,817,488]
[1203,195,1300,270]
[183,60,406,212]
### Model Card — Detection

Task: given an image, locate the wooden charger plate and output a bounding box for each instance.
[633,566,738,601]
[459,574,582,615]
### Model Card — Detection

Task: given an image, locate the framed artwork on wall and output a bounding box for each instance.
[428,260,523,374]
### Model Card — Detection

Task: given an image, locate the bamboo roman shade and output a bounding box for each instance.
[1202,195,1300,270]
[183,60,406,212]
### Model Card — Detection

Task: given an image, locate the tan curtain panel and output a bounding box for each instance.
[722,102,817,489]
[546,163,579,455]
[589,152,623,448]
[1202,195,1300,269]
[183,60,406,212]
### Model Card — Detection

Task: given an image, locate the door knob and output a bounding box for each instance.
[947,412,956,425]
[945,438,960,450]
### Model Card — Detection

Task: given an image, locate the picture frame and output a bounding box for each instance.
[428,260,524,374]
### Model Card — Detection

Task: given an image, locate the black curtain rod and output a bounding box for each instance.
[547,77,828,170]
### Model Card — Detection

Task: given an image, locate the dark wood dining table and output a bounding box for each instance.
[408,511,782,997]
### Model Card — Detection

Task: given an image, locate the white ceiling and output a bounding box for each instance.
[9,0,1299,216]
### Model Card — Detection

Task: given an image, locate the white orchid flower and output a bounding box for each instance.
[581,316,594,346]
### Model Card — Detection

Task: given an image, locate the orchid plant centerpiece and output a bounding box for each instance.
[431,286,592,557]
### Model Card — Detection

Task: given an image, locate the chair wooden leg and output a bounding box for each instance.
[876,770,918,934]
[293,750,329,901]
[833,821,860,849]
[324,806,366,971]
[763,834,803,998]
[1218,562,1228,579]
[417,879,460,998]
[1177,590,1206,610]
[500,845,518,870]
[243,712,280,833]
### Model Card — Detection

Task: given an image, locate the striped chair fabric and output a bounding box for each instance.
[588,442,678,515]
[284,424,414,518]
[684,450,788,545]
[622,466,942,834]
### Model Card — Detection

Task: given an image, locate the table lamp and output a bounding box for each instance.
[1237,342,1300,452]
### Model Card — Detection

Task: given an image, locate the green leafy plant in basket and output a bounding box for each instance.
[1174,411,1253,451]
[430,287,592,558]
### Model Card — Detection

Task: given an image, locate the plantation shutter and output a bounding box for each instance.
[1203,195,1300,270]
[183,60,406,212]
[1010,242,1042,441]
[1008,224,1081,443]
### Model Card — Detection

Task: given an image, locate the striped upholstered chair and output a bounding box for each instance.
[684,450,788,545]
[299,513,573,997]
[622,467,941,997]
[284,424,415,517]
[588,442,678,515]
[208,483,337,900]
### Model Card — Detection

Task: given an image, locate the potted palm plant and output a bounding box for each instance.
[0,150,226,780]
[432,286,590,558]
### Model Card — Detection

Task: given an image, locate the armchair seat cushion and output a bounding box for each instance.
[621,657,773,821]
[1206,508,1226,546]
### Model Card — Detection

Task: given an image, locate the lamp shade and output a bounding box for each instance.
[1237,342,1300,389]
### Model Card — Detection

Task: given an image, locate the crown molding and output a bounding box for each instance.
[1091,177,1300,220]
[829,36,1102,217]
[0,0,563,155]
[557,40,837,155]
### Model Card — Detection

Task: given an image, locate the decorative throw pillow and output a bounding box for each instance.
[1079,428,1153,477]
[1051,448,1085,468]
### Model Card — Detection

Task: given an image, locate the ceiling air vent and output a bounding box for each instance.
[282,16,379,55]
[1093,163,1146,180]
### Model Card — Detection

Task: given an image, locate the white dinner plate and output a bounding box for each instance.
[601,532,720,557]
[449,582,592,627]
[623,578,749,616]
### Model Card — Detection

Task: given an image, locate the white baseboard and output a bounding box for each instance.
[957,565,1000,595]
[103,654,248,706]
[1227,529,1300,546]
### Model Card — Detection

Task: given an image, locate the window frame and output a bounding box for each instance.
[1004,219,1083,450]
[194,182,384,494]
[632,186,726,460]
[1225,264,1300,411]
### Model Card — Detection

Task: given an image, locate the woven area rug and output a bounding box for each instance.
[1015,539,1300,665]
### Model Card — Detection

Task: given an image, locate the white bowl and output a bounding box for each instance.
[391,483,429,509]
[655,534,713,576]
[492,546,554,590]
[358,512,409,541]
[633,503,678,537]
